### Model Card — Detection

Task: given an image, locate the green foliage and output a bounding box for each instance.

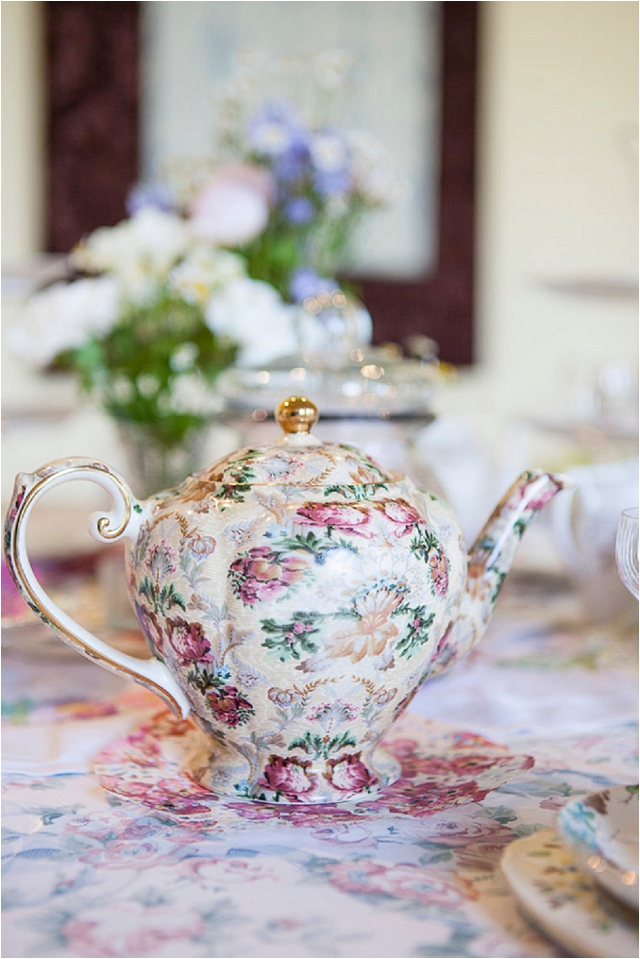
[288,729,357,760]
[138,576,186,615]
[70,288,238,448]
[261,612,323,661]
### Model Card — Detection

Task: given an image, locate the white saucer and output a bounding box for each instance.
[501,829,639,959]
[557,785,639,910]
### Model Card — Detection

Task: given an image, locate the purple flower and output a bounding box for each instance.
[274,142,311,184]
[126,181,175,215]
[284,196,314,224]
[248,101,305,158]
[289,268,337,303]
[313,168,352,198]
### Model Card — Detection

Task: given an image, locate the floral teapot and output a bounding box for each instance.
[5,397,565,804]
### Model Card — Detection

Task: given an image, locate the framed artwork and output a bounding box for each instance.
[45,2,476,363]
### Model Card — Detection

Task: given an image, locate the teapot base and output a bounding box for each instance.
[186,738,402,805]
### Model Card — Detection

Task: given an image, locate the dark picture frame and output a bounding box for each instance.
[45,1,477,363]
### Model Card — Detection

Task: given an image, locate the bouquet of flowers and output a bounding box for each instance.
[11,205,297,490]
[169,50,400,303]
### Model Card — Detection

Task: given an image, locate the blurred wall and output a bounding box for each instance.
[471,0,638,421]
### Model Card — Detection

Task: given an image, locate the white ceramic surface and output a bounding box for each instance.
[557,785,639,910]
[501,829,639,959]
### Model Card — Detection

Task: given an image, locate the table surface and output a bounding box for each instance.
[2,565,638,959]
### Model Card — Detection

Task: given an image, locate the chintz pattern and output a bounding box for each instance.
[125,441,467,802]
[4,434,565,804]
[122,440,563,804]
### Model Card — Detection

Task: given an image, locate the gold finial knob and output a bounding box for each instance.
[275,396,319,434]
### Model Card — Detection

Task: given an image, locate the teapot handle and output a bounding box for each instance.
[4,458,190,718]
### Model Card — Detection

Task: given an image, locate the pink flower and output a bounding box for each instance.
[189,163,273,246]
[326,859,476,907]
[376,498,425,536]
[165,617,215,667]
[429,549,449,596]
[324,752,378,793]
[368,776,492,817]
[295,502,373,537]
[97,774,214,817]
[62,902,204,957]
[258,754,317,801]
[418,812,514,847]
[205,684,254,727]
[229,547,307,606]
[513,474,564,512]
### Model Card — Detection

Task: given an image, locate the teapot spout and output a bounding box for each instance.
[429,470,567,678]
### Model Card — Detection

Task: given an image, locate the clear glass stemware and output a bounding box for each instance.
[615,507,639,600]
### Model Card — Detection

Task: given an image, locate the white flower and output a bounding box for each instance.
[189,164,273,247]
[168,245,245,306]
[347,130,402,206]
[311,132,349,173]
[205,277,297,367]
[250,122,291,156]
[72,208,190,300]
[9,276,119,366]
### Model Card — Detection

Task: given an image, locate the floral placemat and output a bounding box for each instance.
[2,568,637,958]
[3,697,637,958]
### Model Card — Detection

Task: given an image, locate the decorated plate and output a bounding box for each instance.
[501,829,639,959]
[557,785,638,910]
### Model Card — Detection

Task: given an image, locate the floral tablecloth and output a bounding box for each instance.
[2,571,637,958]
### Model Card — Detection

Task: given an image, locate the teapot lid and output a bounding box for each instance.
[206,396,396,489]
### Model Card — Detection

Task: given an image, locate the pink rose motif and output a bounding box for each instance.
[61,902,204,958]
[97,775,214,817]
[205,684,254,727]
[326,859,476,907]
[508,473,565,512]
[368,777,491,817]
[376,498,425,536]
[295,502,373,537]
[419,812,514,847]
[324,752,378,793]
[165,617,215,667]
[428,549,449,596]
[229,547,307,606]
[258,754,317,801]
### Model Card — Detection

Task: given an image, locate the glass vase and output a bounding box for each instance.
[116,421,209,499]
